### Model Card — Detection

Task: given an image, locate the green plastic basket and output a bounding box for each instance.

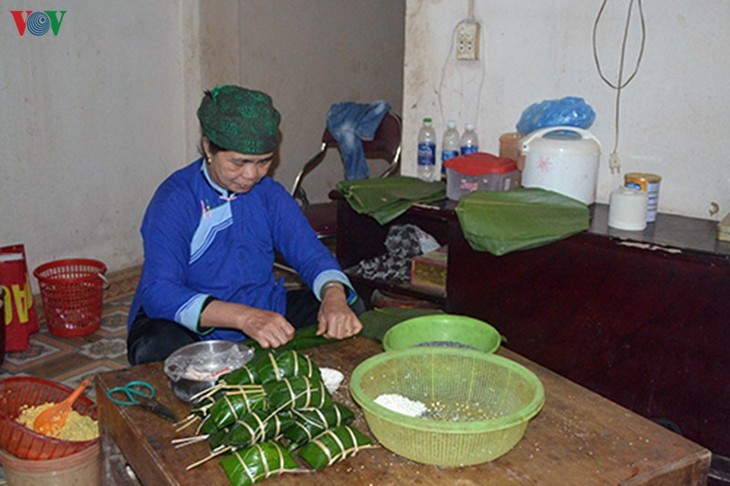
[350,347,544,466]
[382,314,501,353]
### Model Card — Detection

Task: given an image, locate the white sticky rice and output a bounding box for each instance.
[320,367,345,394]
[374,393,427,417]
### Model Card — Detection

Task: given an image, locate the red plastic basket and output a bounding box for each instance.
[33,259,107,338]
[0,377,98,460]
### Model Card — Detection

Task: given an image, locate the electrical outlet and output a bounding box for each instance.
[456,19,480,60]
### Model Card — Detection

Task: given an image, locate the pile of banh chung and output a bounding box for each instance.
[174,350,374,485]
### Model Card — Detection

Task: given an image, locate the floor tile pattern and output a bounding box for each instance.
[1,278,138,399]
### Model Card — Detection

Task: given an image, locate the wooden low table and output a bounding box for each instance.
[96,337,710,485]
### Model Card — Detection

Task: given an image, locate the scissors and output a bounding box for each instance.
[107,380,178,423]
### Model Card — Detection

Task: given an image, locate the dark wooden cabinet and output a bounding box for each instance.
[336,195,730,458]
[336,199,454,306]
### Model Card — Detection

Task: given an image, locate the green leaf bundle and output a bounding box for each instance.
[296,425,374,471]
[209,388,268,429]
[284,404,355,450]
[253,350,321,384]
[219,442,301,486]
[222,410,294,449]
[218,363,258,386]
[263,376,331,410]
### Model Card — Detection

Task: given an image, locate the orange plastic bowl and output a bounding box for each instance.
[0,377,98,460]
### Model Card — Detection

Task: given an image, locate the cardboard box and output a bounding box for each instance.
[718,213,730,242]
[410,246,448,295]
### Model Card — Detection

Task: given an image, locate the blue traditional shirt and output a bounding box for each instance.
[127,158,352,342]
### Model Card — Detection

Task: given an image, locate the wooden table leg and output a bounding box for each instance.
[100,423,141,485]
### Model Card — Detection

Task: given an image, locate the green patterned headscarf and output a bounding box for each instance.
[197,85,281,155]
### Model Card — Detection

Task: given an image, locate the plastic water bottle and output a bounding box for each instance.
[441,120,460,179]
[460,123,479,155]
[417,117,437,182]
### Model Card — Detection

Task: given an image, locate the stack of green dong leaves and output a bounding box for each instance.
[175,350,374,486]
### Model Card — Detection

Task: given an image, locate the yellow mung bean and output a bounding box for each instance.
[16,402,99,441]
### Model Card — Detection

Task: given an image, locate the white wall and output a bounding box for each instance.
[0,0,405,289]
[0,1,193,288]
[403,0,730,220]
[238,0,405,202]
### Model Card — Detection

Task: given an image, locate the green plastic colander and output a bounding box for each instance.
[382,314,501,353]
[350,347,544,466]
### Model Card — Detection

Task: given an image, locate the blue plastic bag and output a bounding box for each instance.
[516,96,595,134]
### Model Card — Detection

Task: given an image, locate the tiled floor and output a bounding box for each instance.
[0,267,141,401]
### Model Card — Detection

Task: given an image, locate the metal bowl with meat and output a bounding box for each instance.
[163,340,254,403]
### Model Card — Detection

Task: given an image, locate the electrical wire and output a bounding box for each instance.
[473,24,486,127]
[592,0,646,174]
[437,23,459,127]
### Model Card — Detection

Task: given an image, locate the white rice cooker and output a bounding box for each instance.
[520,126,602,204]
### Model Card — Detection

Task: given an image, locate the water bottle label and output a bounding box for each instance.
[418,142,436,166]
[441,149,458,175]
[461,145,478,155]
[441,150,459,162]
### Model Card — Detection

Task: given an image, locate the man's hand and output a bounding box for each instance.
[316,284,363,339]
